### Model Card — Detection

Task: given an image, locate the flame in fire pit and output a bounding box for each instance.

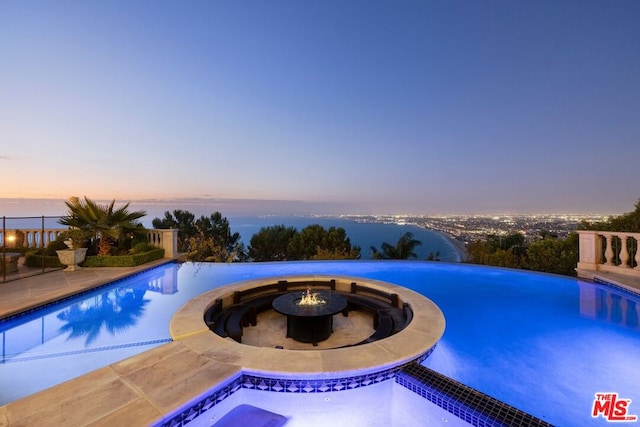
[297,287,327,306]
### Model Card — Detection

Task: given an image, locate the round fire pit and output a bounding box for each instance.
[272,290,347,346]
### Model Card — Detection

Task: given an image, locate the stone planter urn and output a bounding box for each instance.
[56,248,88,271]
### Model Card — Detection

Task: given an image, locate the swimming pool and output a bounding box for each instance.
[1,261,639,426]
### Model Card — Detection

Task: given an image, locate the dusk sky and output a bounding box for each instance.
[1,1,638,216]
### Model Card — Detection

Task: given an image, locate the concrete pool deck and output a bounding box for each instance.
[0,259,175,320]
[0,264,445,426]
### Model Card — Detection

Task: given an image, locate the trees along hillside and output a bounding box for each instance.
[466,199,640,276]
[526,233,579,276]
[189,212,246,262]
[59,196,147,255]
[313,226,361,260]
[371,232,422,260]
[248,225,297,261]
[151,210,197,253]
[467,231,577,274]
[608,200,640,232]
[466,232,528,269]
[248,224,360,261]
[152,210,246,262]
[287,224,361,260]
[580,199,640,232]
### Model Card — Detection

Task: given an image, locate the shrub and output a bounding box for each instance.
[25,246,163,268]
[24,250,64,268]
[130,242,155,254]
[44,238,70,256]
[82,248,164,267]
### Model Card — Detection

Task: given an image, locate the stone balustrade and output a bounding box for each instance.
[0,229,63,249]
[146,229,179,258]
[0,228,178,259]
[576,230,640,279]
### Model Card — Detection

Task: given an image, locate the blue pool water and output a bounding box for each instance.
[1,261,639,426]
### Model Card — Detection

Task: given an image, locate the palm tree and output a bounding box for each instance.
[59,196,147,255]
[371,232,422,260]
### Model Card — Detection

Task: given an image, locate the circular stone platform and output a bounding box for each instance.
[170,274,445,379]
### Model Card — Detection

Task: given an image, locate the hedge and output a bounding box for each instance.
[82,248,165,267]
[24,248,165,268]
[24,252,63,268]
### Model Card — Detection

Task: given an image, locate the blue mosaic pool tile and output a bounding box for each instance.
[240,370,403,394]
[397,363,554,427]
[242,368,399,393]
[153,354,429,426]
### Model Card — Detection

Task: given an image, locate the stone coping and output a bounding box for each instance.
[170,274,446,379]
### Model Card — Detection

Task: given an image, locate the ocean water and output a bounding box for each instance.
[0,214,463,262]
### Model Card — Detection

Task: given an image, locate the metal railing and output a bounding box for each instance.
[1,216,178,282]
[1,216,58,281]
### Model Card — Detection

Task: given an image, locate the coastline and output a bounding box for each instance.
[431,229,468,262]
